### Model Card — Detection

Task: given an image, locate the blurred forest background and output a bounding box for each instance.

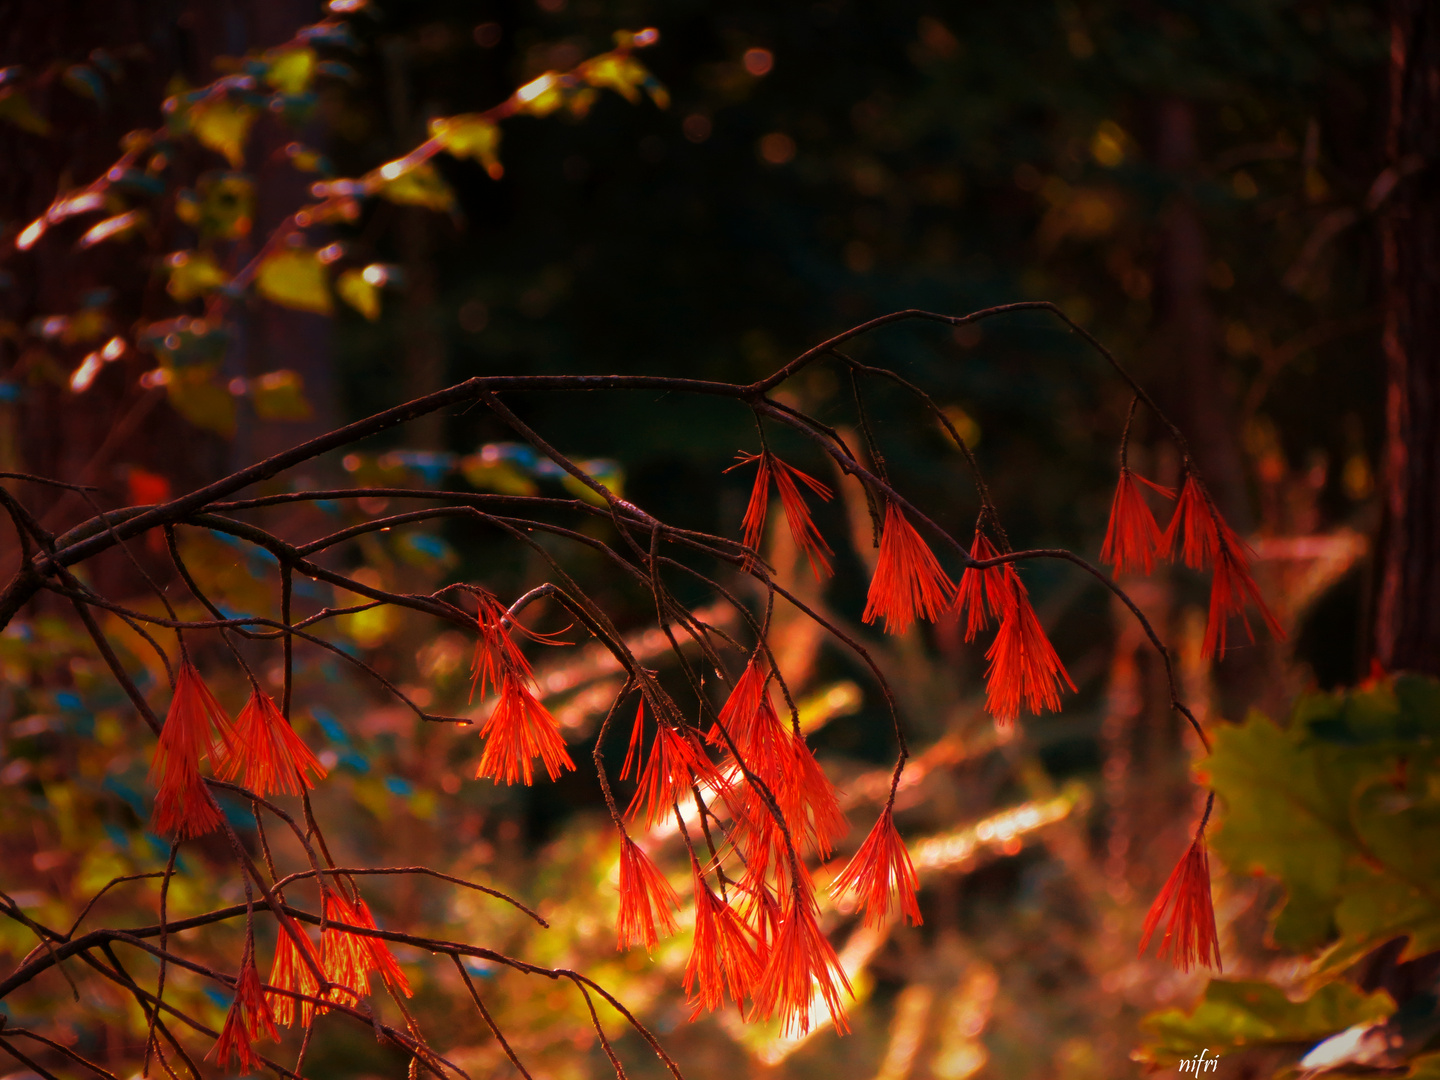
[3,1,1434,1079]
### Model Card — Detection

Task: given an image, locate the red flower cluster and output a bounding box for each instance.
[730,450,835,579]
[1102,469,1284,659]
[471,592,575,785]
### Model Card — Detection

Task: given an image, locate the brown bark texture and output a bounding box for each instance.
[1376,0,1440,675]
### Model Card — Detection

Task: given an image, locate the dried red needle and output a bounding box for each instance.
[267,921,321,1028]
[1140,801,1222,972]
[1205,518,1286,659]
[984,571,1076,722]
[685,857,762,1016]
[616,833,680,950]
[209,948,279,1073]
[1101,468,1167,575]
[216,689,326,797]
[830,806,921,928]
[954,529,1014,641]
[753,879,851,1036]
[863,502,956,635]
[149,660,231,839]
[476,672,575,785]
[729,451,835,578]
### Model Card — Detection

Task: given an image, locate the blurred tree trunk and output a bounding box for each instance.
[1153,98,1249,526]
[1375,0,1440,676]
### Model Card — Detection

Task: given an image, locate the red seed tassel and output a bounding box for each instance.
[752,877,851,1036]
[1140,798,1222,972]
[476,672,575,785]
[984,571,1076,723]
[616,833,680,950]
[267,921,321,1027]
[1204,518,1286,659]
[209,949,279,1073]
[1101,468,1167,575]
[954,530,1014,641]
[830,806,922,928]
[217,690,327,797]
[684,857,763,1016]
[863,502,956,635]
[1162,475,1220,570]
[149,661,231,839]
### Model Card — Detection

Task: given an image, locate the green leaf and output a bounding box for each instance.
[374,161,455,212]
[249,370,312,421]
[1140,980,1393,1066]
[1208,711,1370,951]
[256,247,332,315]
[429,115,503,179]
[189,96,256,168]
[165,251,228,302]
[336,268,380,321]
[1208,679,1440,965]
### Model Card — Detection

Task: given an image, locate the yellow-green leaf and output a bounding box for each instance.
[374,161,455,212]
[165,364,236,436]
[165,250,228,301]
[256,247,332,315]
[459,454,538,497]
[336,268,380,321]
[189,96,256,168]
[250,369,312,421]
[264,47,315,94]
[429,114,503,179]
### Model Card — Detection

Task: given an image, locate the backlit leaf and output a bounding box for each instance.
[250,369,313,421]
[264,47,315,94]
[189,96,256,168]
[374,161,455,212]
[165,251,228,302]
[256,246,333,315]
[336,268,379,320]
[429,114,503,179]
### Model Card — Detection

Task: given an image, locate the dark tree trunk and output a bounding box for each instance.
[1375,0,1440,676]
